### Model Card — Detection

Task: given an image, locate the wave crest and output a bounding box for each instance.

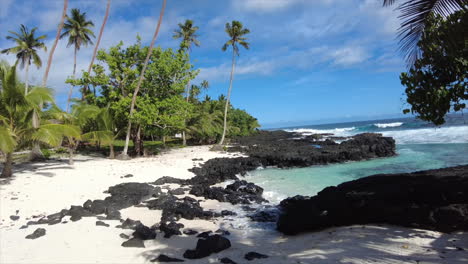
[374,122,403,128]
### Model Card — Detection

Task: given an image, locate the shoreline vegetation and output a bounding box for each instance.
[1,0,467,263]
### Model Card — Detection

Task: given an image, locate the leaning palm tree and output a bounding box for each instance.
[218,21,250,145]
[61,8,95,112]
[42,0,68,87]
[0,62,78,177]
[173,19,200,145]
[383,0,466,66]
[1,25,47,95]
[119,0,167,159]
[84,0,111,99]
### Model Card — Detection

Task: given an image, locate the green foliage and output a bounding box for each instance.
[1,24,47,69]
[60,8,95,50]
[222,21,250,56]
[173,19,200,51]
[41,149,51,159]
[401,9,468,125]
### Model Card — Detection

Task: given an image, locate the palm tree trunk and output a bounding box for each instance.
[68,147,74,165]
[42,0,68,87]
[33,0,67,161]
[24,62,30,95]
[109,143,115,159]
[182,51,191,146]
[219,50,236,145]
[84,0,110,100]
[66,46,77,113]
[119,0,167,159]
[0,152,13,178]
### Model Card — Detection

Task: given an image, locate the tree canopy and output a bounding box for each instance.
[401,9,467,125]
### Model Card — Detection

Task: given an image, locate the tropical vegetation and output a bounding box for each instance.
[0,0,262,177]
[401,9,467,125]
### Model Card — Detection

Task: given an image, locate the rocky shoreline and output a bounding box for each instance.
[15,131,468,262]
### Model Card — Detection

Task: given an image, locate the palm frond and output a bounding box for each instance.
[385,0,466,66]
[0,127,17,153]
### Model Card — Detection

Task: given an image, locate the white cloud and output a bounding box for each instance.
[330,46,369,66]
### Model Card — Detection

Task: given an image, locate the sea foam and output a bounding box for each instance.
[374,122,403,128]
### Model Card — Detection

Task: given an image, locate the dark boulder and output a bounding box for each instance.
[189,183,267,205]
[244,252,269,261]
[25,228,46,239]
[196,231,212,238]
[277,165,468,235]
[96,221,110,227]
[183,234,231,259]
[68,205,93,221]
[121,238,145,248]
[133,223,156,240]
[183,229,198,235]
[151,254,185,262]
[153,176,187,185]
[160,221,184,238]
[220,257,237,264]
[169,188,187,195]
[10,215,19,221]
[117,218,142,230]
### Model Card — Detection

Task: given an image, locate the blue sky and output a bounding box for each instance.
[0,0,409,128]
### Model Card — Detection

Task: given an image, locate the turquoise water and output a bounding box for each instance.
[246,143,468,203]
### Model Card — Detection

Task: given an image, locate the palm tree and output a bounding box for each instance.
[84,0,111,99]
[42,0,68,87]
[32,0,68,162]
[61,8,95,112]
[0,62,78,177]
[218,20,250,145]
[1,25,47,95]
[383,0,466,66]
[119,0,167,159]
[173,19,200,145]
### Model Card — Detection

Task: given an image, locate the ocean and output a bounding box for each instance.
[246,114,468,203]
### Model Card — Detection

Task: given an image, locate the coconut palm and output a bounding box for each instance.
[84,0,111,99]
[173,19,201,145]
[120,0,167,159]
[218,20,250,145]
[0,62,79,177]
[33,0,69,162]
[383,0,466,66]
[42,0,68,87]
[61,8,95,112]
[1,25,47,95]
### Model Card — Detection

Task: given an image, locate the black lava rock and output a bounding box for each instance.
[220,257,237,264]
[121,238,145,248]
[96,221,110,227]
[133,223,156,240]
[196,231,212,238]
[277,165,468,235]
[9,215,19,221]
[183,229,198,235]
[160,221,184,238]
[183,234,231,259]
[25,228,46,239]
[244,252,269,260]
[150,254,185,262]
[117,218,142,230]
[169,188,187,195]
[153,176,187,185]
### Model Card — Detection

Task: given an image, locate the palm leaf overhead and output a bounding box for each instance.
[383,0,467,66]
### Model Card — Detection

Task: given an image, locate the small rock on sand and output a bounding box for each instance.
[25,228,46,239]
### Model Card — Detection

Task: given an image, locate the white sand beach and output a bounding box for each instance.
[1,146,467,264]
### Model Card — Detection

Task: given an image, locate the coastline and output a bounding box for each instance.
[1,143,467,263]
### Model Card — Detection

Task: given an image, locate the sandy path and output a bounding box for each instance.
[0,146,467,264]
